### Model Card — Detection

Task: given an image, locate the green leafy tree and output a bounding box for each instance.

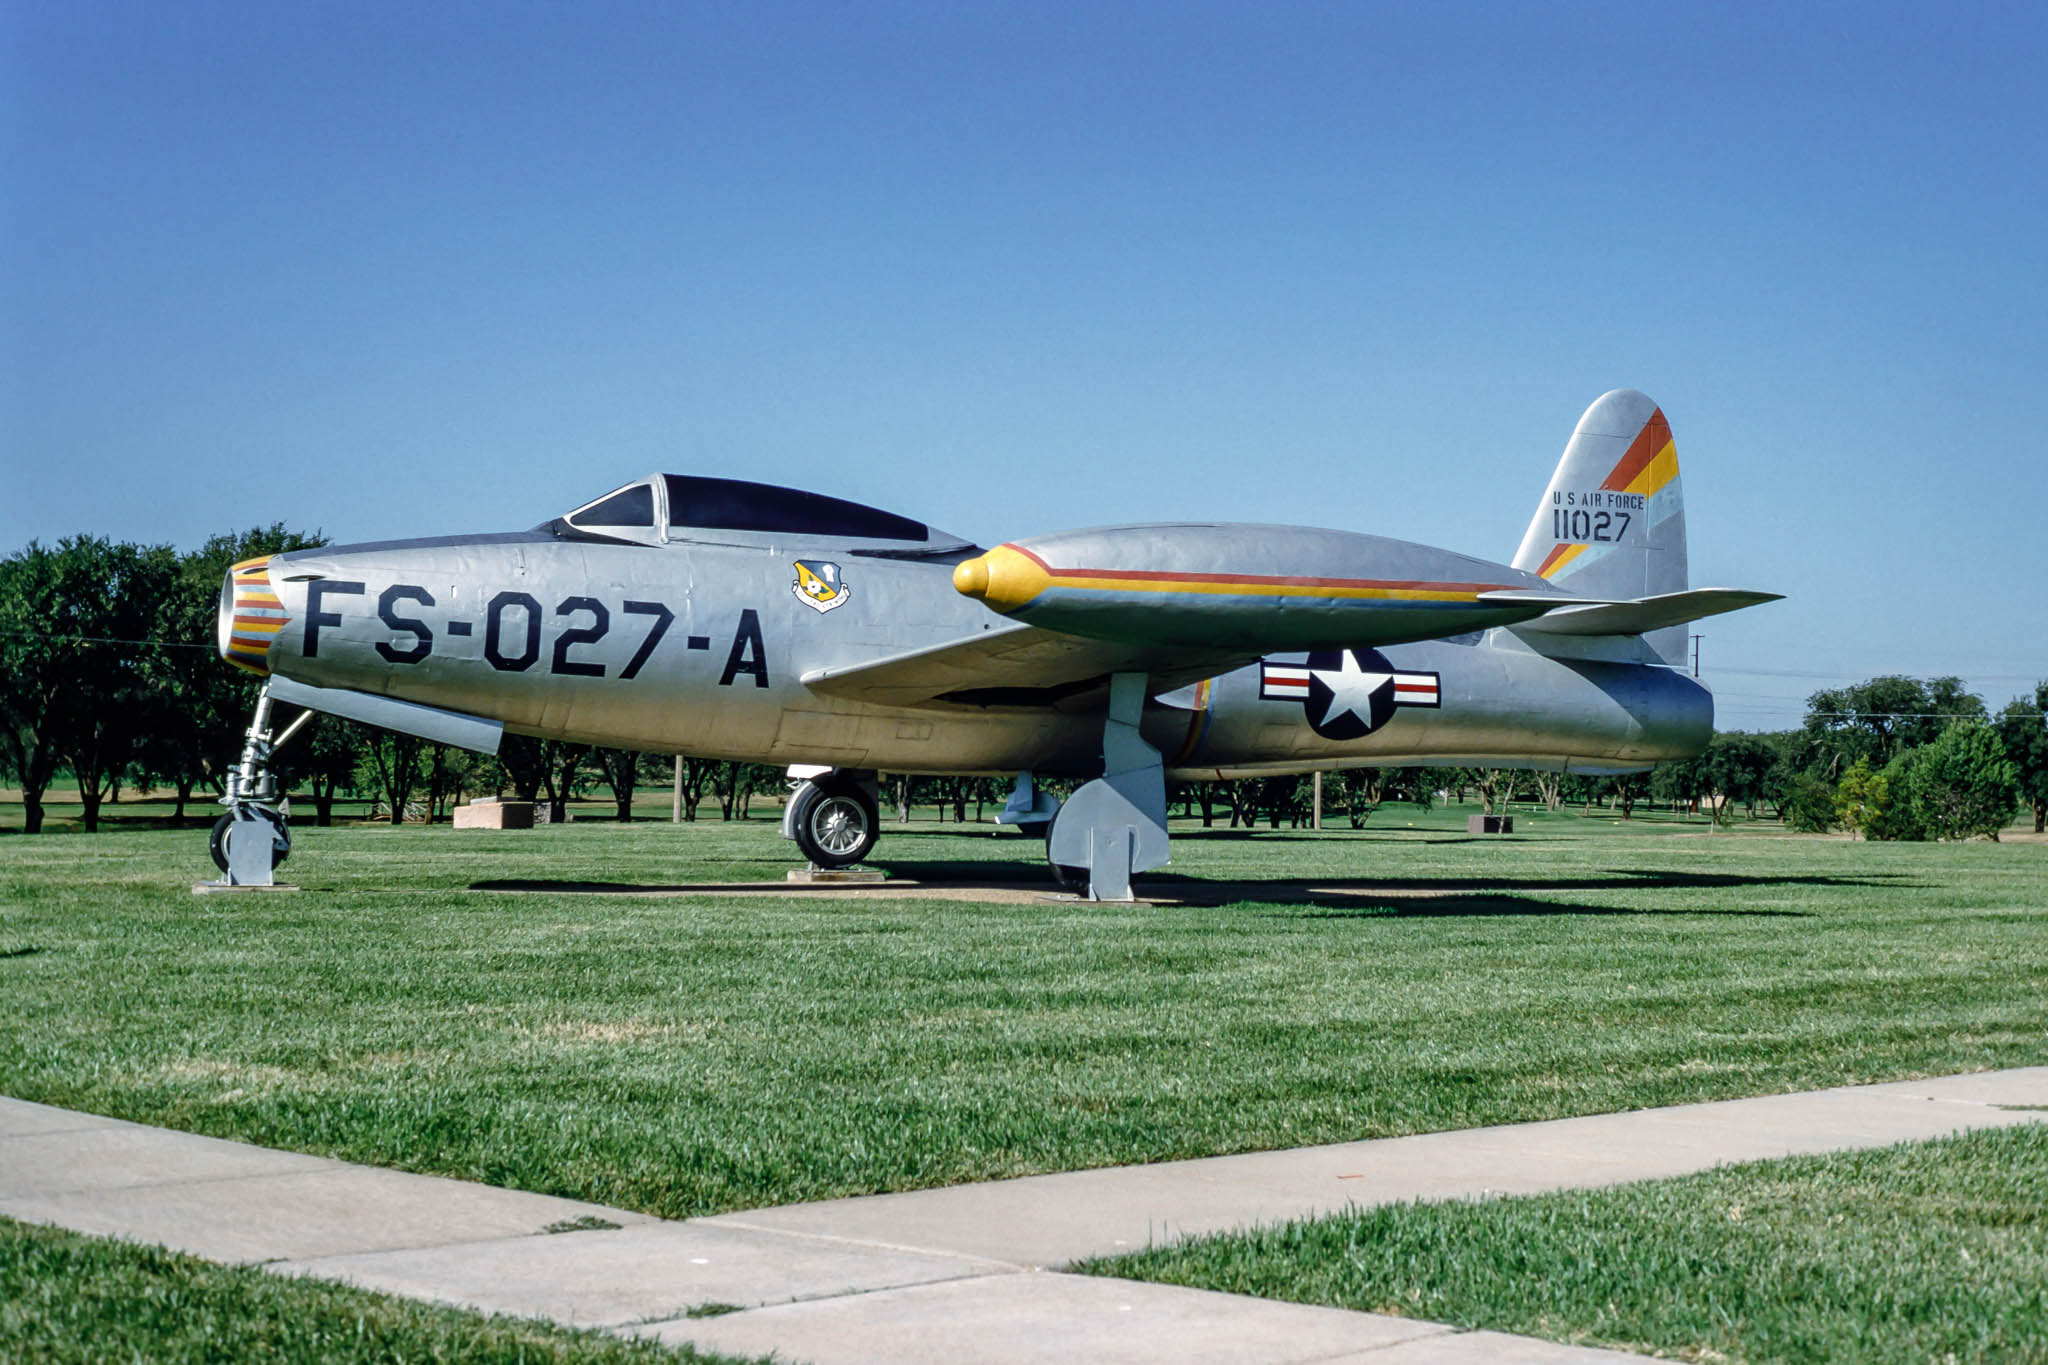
[0,537,181,832]
[421,742,479,822]
[1832,758,1889,839]
[1993,684,2048,834]
[0,544,69,833]
[1903,719,2019,841]
[496,736,589,821]
[592,747,642,821]
[1781,773,1837,833]
[1601,772,1644,820]
[1863,750,1929,842]
[676,756,715,820]
[1761,729,1819,817]
[1803,676,1986,777]
[1333,768,1400,826]
[1706,732,1778,819]
[360,730,424,824]
[1651,755,1713,818]
[289,713,365,825]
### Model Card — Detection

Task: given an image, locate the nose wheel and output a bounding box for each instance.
[789,773,881,868]
[202,682,314,888]
[210,807,290,873]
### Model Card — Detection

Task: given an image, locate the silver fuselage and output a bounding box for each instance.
[244,529,1710,779]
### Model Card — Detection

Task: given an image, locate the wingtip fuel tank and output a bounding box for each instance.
[953,525,1574,651]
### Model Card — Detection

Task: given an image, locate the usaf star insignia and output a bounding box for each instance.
[1260,648,1440,741]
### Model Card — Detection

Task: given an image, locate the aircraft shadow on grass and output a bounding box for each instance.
[471,861,1883,917]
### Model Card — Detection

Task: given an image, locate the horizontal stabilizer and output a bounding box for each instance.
[1511,587,1783,638]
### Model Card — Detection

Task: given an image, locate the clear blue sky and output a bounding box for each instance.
[5,1,2044,729]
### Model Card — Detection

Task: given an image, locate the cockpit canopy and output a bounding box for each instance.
[553,474,967,552]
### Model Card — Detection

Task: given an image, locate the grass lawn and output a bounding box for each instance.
[1084,1123,2048,1364]
[0,1215,753,1364]
[0,805,2043,1221]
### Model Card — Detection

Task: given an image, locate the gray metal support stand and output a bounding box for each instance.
[197,683,297,891]
[1047,672,1170,900]
[998,771,1060,828]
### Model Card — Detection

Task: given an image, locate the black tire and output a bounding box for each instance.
[791,777,880,868]
[209,808,290,873]
[1048,860,1090,894]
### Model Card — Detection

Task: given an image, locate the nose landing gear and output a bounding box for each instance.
[199,684,312,890]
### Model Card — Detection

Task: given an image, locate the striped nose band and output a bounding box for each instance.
[221,556,289,675]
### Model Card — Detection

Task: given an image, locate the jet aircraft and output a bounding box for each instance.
[211,390,1778,897]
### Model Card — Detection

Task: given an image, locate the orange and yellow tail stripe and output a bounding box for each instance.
[1536,408,1678,579]
[223,556,289,675]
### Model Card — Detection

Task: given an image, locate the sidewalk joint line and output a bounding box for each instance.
[698,1215,1031,1271]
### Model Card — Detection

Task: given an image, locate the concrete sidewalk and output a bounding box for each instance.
[5,1068,2044,1364]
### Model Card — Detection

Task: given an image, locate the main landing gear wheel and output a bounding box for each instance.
[209,808,290,874]
[791,776,880,868]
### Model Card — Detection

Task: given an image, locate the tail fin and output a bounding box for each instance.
[1513,389,1689,662]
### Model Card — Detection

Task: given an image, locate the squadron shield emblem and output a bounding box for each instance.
[792,559,851,614]
[1260,647,1440,741]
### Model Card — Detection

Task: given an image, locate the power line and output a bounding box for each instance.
[0,628,212,651]
[1807,712,2032,720]
[1705,665,2045,683]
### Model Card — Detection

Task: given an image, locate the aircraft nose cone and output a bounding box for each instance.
[953,555,991,600]
[219,556,288,675]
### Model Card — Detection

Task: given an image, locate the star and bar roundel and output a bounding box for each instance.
[1260,648,1440,741]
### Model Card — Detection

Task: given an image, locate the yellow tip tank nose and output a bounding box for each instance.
[951,545,1051,614]
[953,555,991,599]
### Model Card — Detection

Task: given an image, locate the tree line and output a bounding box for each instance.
[3,530,2043,839]
[1078,674,2045,840]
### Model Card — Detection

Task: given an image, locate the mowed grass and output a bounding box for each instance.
[0,807,2044,1218]
[1084,1123,2048,1364]
[0,1216,752,1364]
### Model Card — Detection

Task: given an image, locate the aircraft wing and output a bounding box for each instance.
[801,624,1260,711]
[1508,587,1784,637]
[806,584,1784,710]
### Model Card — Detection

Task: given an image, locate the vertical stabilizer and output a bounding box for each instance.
[1513,389,1689,663]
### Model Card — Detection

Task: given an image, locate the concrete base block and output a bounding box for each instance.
[455,801,535,830]
[193,882,301,895]
[787,866,886,884]
[1467,814,1514,834]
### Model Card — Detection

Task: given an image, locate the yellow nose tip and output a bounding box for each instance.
[951,544,1052,613]
[953,555,991,599]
